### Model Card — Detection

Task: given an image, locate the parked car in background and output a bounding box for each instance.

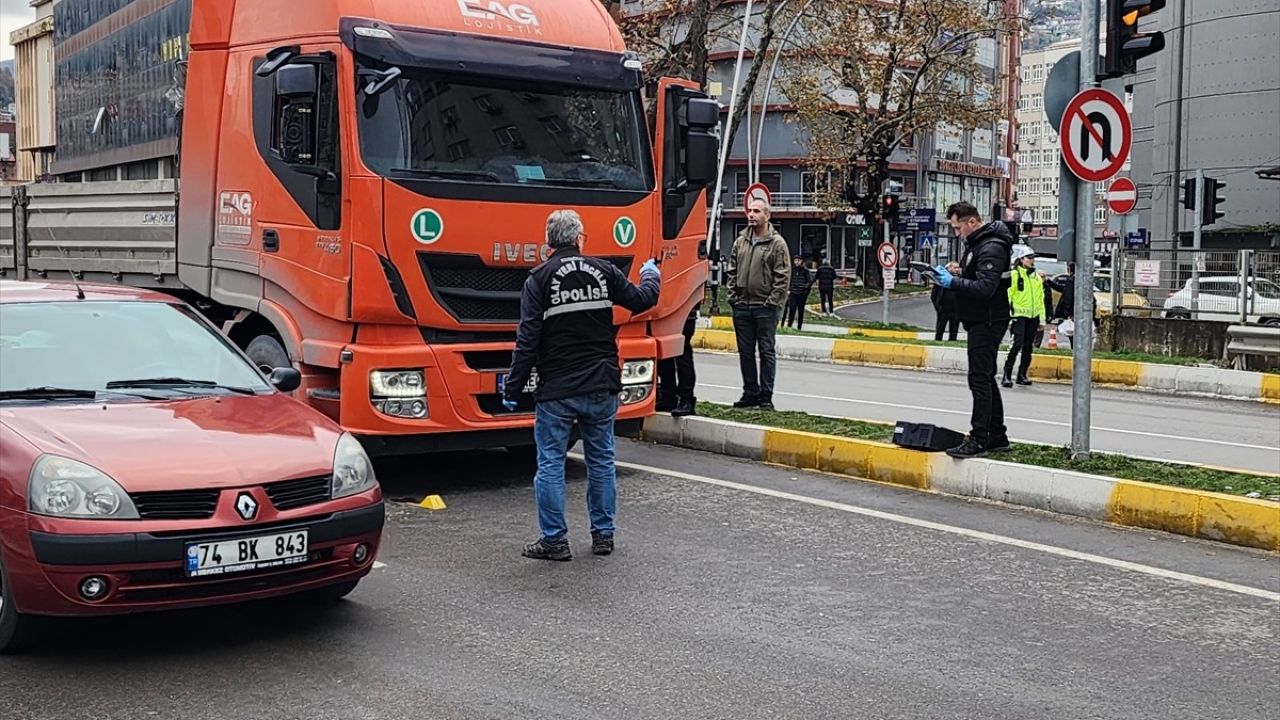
[0,281,385,653]
[1163,276,1280,325]
[1091,272,1152,317]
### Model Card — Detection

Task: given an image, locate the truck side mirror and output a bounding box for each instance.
[682,98,720,187]
[274,64,319,166]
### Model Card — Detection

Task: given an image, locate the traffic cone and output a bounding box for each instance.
[1046,324,1058,350]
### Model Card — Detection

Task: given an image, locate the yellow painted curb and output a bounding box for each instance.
[1093,359,1142,386]
[1108,482,1280,552]
[709,316,734,331]
[849,329,920,341]
[1262,373,1280,403]
[693,328,737,353]
[763,428,929,490]
[829,339,925,368]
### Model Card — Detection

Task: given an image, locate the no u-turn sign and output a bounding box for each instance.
[1060,88,1131,184]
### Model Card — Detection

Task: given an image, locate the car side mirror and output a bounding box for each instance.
[269,367,302,393]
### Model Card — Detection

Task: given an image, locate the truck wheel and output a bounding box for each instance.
[0,555,38,655]
[246,335,291,374]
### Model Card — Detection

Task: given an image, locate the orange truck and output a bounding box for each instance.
[1,0,718,456]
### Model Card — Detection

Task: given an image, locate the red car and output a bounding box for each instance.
[0,280,384,652]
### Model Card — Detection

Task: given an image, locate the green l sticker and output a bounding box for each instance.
[411,209,444,244]
[613,216,636,248]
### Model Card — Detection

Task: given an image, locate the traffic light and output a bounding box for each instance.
[881,193,900,221]
[1103,0,1166,78]
[1202,178,1226,226]
[1182,176,1227,226]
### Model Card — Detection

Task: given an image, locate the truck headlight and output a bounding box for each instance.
[621,359,655,385]
[332,433,377,499]
[619,385,653,406]
[28,456,139,520]
[371,369,428,418]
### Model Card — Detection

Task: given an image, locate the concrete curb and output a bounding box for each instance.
[642,414,1280,552]
[692,328,1280,404]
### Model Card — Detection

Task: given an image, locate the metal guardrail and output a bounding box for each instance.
[1225,324,1280,371]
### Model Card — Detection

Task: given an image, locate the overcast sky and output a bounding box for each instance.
[2,0,37,62]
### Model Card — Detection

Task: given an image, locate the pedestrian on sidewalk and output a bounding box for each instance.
[727,198,791,411]
[657,304,699,417]
[783,255,813,331]
[931,201,1013,459]
[1003,244,1046,387]
[816,258,837,314]
[504,209,661,561]
[931,262,961,341]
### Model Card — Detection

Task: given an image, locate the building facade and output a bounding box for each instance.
[9,0,58,182]
[1129,0,1280,251]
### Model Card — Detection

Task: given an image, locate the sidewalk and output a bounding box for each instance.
[691,328,1280,404]
[643,412,1280,552]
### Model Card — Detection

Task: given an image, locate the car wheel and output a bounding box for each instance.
[245,335,292,375]
[1166,311,1191,320]
[0,555,38,655]
[1261,318,1280,327]
[299,580,361,605]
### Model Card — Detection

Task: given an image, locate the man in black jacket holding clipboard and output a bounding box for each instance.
[931,202,1013,459]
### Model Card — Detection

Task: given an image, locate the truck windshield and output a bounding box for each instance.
[357,63,652,193]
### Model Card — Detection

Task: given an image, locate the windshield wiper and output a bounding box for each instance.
[390,167,504,183]
[525,177,621,189]
[0,387,99,401]
[104,378,259,395]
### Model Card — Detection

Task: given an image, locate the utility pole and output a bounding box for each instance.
[1071,0,1100,460]
[1191,168,1202,314]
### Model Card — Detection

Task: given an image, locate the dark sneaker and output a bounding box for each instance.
[1016,377,1032,386]
[1001,376,1013,388]
[522,539,571,561]
[756,395,775,411]
[655,395,677,413]
[733,395,759,408]
[591,534,614,556]
[671,397,697,417]
[986,436,1013,453]
[946,438,988,459]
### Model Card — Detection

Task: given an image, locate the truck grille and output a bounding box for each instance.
[265,476,332,511]
[418,253,634,324]
[131,490,221,520]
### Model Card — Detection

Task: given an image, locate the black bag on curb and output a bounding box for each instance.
[892,422,966,452]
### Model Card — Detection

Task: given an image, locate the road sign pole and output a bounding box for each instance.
[1071,0,1100,461]
[882,218,891,326]
[1191,168,1203,315]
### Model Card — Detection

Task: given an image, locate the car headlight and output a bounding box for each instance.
[28,456,139,520]
[332,432,377,499]
[621,359,655,385]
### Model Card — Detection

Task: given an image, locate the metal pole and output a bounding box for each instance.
[1070,0,1100,460]
[1239,249,1250,324]
[706,0,756,256]
[1191,168,1202,316]
[882,215,891,327]
[754,0,811,179]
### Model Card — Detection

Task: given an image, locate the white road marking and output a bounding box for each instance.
[698,382,1279,453]
[373,561,387,570]
[607,457,1280,602]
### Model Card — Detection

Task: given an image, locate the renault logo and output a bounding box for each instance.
[235,492,259,521]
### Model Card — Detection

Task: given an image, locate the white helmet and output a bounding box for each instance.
[1010,244,1036,263]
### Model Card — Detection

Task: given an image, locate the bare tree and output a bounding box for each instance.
[783,0,1009,282]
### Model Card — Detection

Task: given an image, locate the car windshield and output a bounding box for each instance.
[356,62,652,192]
[1253,278,1280,299]
[0,301,271,397]
[1094,276,1112,292]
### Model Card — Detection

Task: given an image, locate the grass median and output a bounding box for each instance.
[696,402,1280,500]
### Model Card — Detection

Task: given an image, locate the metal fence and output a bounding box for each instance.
[1111,248,1280,324]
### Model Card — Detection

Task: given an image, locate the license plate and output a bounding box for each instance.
[497,371,538,395]
[185,529,309,577]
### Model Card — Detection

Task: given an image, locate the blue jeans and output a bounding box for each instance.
[533,390,620,543]
[732,304,779,399]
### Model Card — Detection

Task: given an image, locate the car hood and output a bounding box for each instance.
[1,394,343,492]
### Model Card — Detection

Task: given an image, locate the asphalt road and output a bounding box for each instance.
[694,352,1280,474]
[2,445,1277,720]
[837,293,937,330]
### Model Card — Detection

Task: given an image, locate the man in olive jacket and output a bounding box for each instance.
[726,198,791,410]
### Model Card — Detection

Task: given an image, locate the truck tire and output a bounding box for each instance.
[0,555,37,655]
[246,335,291,374]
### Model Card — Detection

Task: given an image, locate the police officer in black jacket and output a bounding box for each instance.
[504,209,661,561]
[932,201,1013,458]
